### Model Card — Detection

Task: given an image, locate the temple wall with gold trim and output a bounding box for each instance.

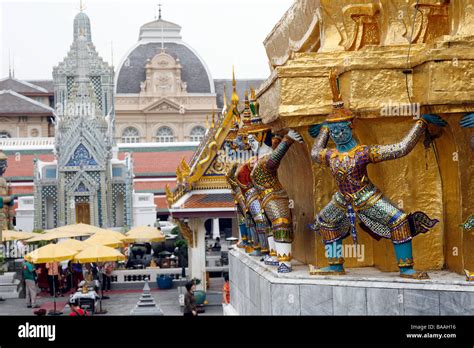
[257,0,474,274]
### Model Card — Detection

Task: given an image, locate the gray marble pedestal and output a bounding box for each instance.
[229,248,474,316]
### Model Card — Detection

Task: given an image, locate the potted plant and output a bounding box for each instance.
[191,278,206,305]
[156,274,173,289]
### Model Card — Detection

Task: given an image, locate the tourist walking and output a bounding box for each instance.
[183,281,197,317]
[102,262,114,292]
[72,262,84,291]
[45,261,60,297]
[22,260,39,308]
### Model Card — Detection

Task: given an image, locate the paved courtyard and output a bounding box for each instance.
[0,287,224,316]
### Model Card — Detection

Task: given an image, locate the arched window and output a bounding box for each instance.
[0,131,11,139]
[189,126,206,142]
[121,127,140,143]
[156,126,175,143]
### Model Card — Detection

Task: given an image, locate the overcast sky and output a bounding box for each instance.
[0,0,293,80]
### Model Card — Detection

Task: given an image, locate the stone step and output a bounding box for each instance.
[0,285,20,292]
[0,272,16,284]
[0,291,19,299]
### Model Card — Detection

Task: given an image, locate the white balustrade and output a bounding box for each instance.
[0,137,55,148]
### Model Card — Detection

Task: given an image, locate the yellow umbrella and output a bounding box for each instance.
[26,229,91,242]
[24,243,78,264]
[57,238,91,251]
[94,229,126,240]
[73,244,126,263]
[24,242,78,315]
[123,226,165,243]
[53,223,108,235]
[2,230,39,242]
[85,234,124,248]
[73,244,126,314]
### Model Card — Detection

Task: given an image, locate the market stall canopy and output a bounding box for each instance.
[73,244,126,263]
[24,243,78,264]
[123,226,165,243]
[57,238,91,251]
[85,233,124,248]
[1,230,39,242]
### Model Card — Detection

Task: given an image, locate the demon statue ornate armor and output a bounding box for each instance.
[226,165,252,249]
[232,92,273,258]
[308,70,446,279]
[234,89,303,272]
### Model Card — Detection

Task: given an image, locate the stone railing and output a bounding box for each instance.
[110,266,228,283]
[0,137,54,148]
[110,267,188,283]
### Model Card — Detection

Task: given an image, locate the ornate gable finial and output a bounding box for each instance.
[231,66,239,106]
[176,166,183,184]
[180,157,190,177]
[79,0,85,12]
[165,184,173,207]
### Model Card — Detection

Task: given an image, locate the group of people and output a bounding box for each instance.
[22,259,115,308]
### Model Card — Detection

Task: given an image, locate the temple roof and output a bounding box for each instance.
[0,90,54,116]
[26,80,54,93]
[0,77,50,95]
[181,193,234,209]
[2,143,196,180]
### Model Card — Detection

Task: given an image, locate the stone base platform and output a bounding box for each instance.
[0,272,20,299]
[229,248,474,315]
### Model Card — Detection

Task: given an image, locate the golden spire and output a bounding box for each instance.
[206,114,209,129]
[211,110,215,128]
[231,66,239,106]
[223,84,228,107]
[250,85,256,100]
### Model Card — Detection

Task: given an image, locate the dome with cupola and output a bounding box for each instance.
[116,15,214,94]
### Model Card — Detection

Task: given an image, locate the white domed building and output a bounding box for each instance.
[115,15,217,143]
